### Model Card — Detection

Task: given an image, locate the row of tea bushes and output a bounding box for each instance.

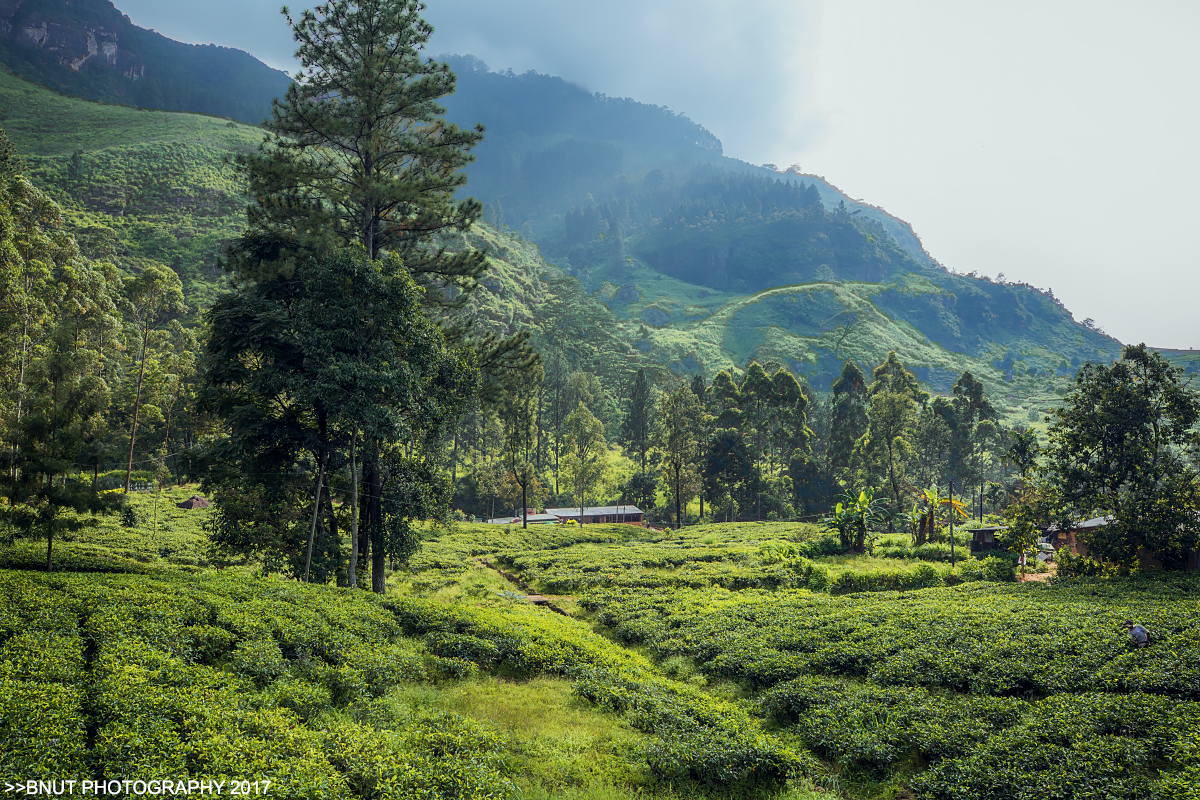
[382,595,804,793]
[0,570,513,797]
[760,675,1028,768]
[490,529,1012,595]
[0,580,91,778]
[761,676,1200,799]
[580,577,1200,699]
[0,568,806,796]
[911,692,1200,800]
[578,574,1200,797]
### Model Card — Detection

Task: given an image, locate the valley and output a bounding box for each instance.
[2,3,1199,799]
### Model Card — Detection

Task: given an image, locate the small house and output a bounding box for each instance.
[1047,515,1200,571]
[969,526,1005,553]
[487,510,560,525]
[1046,516,1110,559]
[545,506,644,525]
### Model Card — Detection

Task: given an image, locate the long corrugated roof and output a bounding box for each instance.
[546,506,643,517]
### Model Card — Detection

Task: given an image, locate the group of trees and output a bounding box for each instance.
[5,1,1198,582]
[453,346,1022,535]
[1,0,500,588]
[1009,344,1200,570]
[808,355,1014,523]
[0,129,207,568]
[200,0,499,592]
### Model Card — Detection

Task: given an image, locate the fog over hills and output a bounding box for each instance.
[1,1,1162,404]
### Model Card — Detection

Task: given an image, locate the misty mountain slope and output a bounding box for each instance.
[0,0,290,123]
[2,20,1125,402]
[441,56,1121,375]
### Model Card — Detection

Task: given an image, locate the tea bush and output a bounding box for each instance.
[581,576,1200,699]
[911,693,1200,800]
[761,675,1026,770]
[0,566,808,796]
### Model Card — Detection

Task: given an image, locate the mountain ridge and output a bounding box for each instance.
[0,5,1155,395]
[0,0,290,123]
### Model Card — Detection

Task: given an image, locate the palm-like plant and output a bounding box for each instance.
[823,488,888,553]
[911,485,967,545]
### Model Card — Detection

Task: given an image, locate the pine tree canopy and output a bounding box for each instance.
[243,0,486,300]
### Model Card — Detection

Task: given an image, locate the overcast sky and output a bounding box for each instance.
[116,0,1200,349]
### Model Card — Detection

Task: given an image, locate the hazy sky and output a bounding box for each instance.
[116,0,1200,349]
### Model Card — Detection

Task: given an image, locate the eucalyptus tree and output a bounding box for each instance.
[563,402,607,522]
[656,384,702,528]
[1,179,73,479]
[690,373,712,519]
[0,173,122,568]
[500,366,543,528]
[948,370,999,496]
[827,360,868,489]
[120,264,185,491]
[855,352,925,510]
[619,368,655,470]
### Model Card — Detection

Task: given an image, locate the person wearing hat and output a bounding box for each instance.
[1124,620,1150,647]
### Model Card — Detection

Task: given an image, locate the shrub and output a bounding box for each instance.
[0,630,85,683]
[337,642,425,697]
[911,693,1200,800]
[806,564,830,591]
[185,624,239,665]
[981,555,1017,582]
[424,631,501,666]
[230,637,286,687]
[1057,551,1121,578]
[0,680,90,777]
[428,656,480,681]
[264,677,332,721]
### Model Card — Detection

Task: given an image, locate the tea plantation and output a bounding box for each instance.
[2,512,1198,799]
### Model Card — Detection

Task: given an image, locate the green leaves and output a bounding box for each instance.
[1045,343,1200,567]
[247,0,486,296]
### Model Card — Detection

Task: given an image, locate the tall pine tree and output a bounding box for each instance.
[245,0,486,297]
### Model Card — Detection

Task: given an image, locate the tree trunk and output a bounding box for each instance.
[522,482,528,529]
[45,527,53,572]
[349,430,359,589]
[303,452,328,582]
[366,450,386,593]
[675,465,682,530]
[124,334,150,492]
[323,477,341,584]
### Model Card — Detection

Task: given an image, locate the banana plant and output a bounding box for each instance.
[822,488,888,553]
[910,485,967,545]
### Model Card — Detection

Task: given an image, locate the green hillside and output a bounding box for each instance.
[0,63,1123,420]
[0,65,261,309]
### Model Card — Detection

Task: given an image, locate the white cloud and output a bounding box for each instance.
[800,0,1200,347]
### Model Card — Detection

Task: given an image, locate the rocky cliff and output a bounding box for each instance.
[0,0,288,123]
